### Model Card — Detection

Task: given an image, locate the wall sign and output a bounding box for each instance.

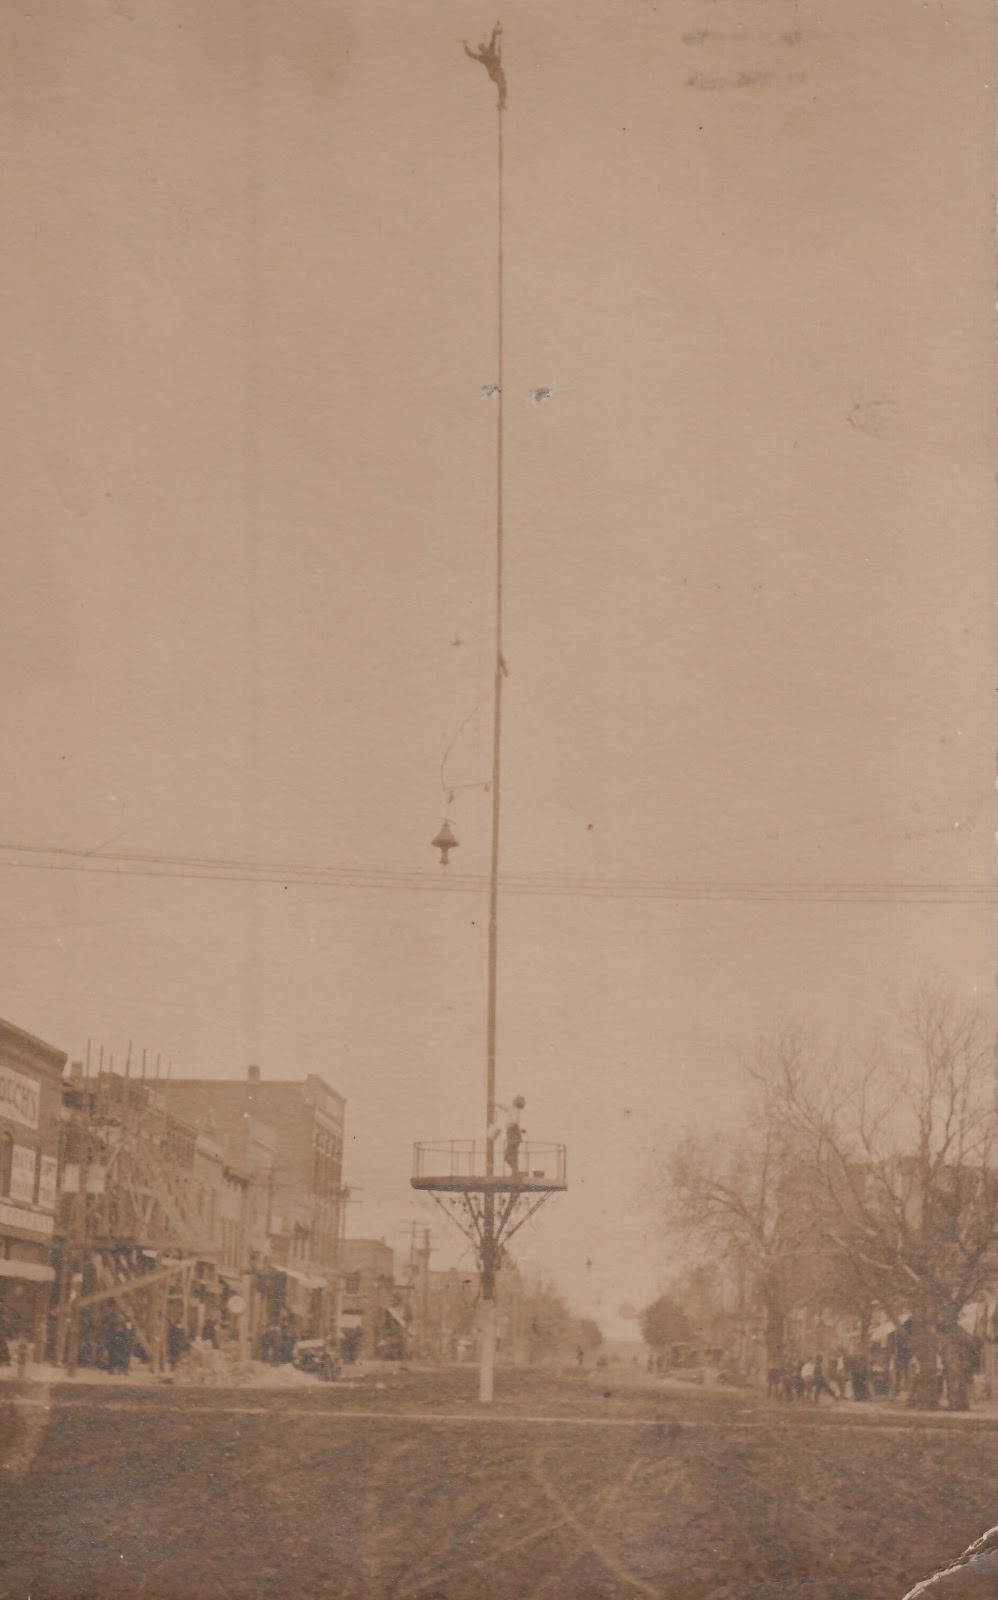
[0,1201,53,1236]
[0,1065,40,1131]
[9,1144,36,1204]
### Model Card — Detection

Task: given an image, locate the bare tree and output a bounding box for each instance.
[653,993,998,1408]
[759,989,998,1410]
[654,1094,809,1372]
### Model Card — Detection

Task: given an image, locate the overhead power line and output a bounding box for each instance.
[0,840,993,906]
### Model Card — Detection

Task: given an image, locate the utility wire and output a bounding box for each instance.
[0,841,993,904]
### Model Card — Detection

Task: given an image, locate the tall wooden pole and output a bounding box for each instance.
[66,1112,92,1377]
[465,24,507,1406]
[485,66,504,1169]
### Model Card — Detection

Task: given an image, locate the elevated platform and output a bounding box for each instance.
[411,1139,567,1194]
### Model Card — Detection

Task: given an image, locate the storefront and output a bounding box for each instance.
[0,1018,67,1356]
[278,1265,328,1338]
[253,1263,330,1358]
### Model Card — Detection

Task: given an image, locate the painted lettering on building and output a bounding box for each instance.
[0,1064,41,1131]
[9,1144,36,1205]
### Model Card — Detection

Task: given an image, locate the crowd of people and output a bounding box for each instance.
[767,1343,968,1405]
[767,1352,875,1403]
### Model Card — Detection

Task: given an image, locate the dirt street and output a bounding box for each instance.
[2,1370,995,1599]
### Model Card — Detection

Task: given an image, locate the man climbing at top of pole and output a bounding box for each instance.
[463,22,507,109]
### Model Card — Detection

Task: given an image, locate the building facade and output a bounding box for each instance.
[0,1032,349,1368]
[341,1238,405,1360]
[0,1018,67,1352]
[157,1065,345,1342]
[55,1063,269,1369]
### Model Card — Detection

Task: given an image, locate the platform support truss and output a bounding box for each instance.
[413,1138,567,1401]
[423,1185,557,1268]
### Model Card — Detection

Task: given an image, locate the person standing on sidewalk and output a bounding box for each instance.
[812,1353,839,1403]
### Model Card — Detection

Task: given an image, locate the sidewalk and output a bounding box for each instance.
[0,1357,408,1391]
[593,1364,998,1423]
[0,1359,327,1390]
[780,1391,998,1424]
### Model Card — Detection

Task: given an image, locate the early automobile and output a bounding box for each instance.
[292,1338,342,1381]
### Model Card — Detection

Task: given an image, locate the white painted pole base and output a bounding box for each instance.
[479,1297,496,1404]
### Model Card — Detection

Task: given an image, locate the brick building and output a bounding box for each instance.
[55,1064,271,1368]
[0,1018,66,1351]
[341,1238,406,1360]
[157,1065,345,1341]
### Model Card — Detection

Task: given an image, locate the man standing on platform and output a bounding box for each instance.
[490,1095,526,1175]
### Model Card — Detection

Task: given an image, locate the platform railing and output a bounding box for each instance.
[412,1139,567,1185]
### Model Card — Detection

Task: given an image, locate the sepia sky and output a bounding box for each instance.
[1,0,994,1333]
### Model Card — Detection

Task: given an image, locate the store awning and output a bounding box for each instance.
[0,1259,55,1283]
[282,1267,328,1291]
